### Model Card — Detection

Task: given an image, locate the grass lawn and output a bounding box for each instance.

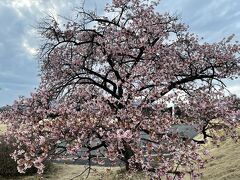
[1,123,240,179]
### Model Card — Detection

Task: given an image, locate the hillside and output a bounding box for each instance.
[201,138,240,180]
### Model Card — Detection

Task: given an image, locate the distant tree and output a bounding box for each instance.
[0,106,10,113]
[234,97,240,110]
[1,0,240,179]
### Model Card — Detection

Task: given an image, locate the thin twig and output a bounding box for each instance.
[70,166,90,180]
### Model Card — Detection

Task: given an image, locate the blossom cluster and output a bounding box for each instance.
[0,0,240,179]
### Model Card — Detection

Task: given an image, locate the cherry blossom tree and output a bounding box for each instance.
[1,0,240,179]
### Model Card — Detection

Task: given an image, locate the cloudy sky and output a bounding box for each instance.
[0,0,240,106]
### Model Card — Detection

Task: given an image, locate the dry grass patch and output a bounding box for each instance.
[0,124,6,134]
[1,163,150,180]
[1,122,240,179]
[201,138,240,180]
[1,164,121,180]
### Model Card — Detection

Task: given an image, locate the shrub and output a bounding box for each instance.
[0,136,51,177]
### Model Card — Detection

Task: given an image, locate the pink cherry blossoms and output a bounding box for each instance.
[0,0,240,179]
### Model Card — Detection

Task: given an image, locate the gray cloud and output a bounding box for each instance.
[0,0,77,106]
[158,0,240,42]
[0,0,239,106]
[0,0,108,106]
[158,0,240,96]
[0,2,38,106]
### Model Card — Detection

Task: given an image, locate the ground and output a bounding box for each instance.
[0,124,6,134]
[0,124,240,179]
[201,138,240,180]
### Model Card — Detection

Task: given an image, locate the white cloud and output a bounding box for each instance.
[22,39,37,57]
[228,85,240,97]
[11,0,36,8]
[0,0,240,106]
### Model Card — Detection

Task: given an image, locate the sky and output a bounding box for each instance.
[0,0,239,106]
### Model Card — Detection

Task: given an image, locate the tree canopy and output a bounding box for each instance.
[1,0,240,179]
